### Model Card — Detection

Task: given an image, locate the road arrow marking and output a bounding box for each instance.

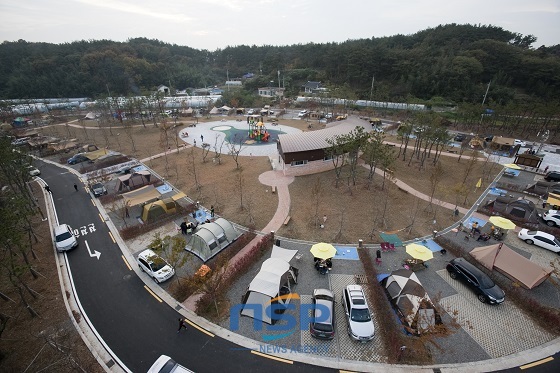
[85,240,101,260]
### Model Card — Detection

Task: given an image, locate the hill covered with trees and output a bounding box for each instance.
[1,24,559,106]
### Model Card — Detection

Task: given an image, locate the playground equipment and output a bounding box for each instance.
[248,117,270,142]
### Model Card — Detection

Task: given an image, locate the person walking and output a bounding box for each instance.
[125,207,130,218]
[177,318,187,333]
[74,183,78,192]
[200,134,204,142]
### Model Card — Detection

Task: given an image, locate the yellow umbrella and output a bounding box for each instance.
[405,243,434,261]
[310,242,337,259]
[488,216,516,230]
[503,163,521,170]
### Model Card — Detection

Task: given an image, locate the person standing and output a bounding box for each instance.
[210,205,215,217]
[74,183,78,192]
[125,207,130,218]
[200,134,204,142]
[177,318,187,333]
[180,221,187,235]
[44,184,51,193]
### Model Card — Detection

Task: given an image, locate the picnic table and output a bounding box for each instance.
[403,258,428,271]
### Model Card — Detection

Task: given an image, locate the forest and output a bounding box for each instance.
[0,23,559,107]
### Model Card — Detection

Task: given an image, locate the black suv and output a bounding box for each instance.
[544,171,560,182]
[454,133,466,142]
[446,258,505,304]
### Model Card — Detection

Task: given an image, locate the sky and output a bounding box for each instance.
[1,0,559,50]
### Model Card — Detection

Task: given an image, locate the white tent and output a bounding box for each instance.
[186,218,241,262]
[240,252,299,324]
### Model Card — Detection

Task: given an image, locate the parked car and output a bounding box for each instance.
[67,154,89,165]
[247,109,255,115]
[454,133,466,142]
[517,229,560,253]
[446,258,505,304]
[325,113,333,119]
[309,288,335,340]
[90,182,107,197]
[27,165,40,176]
[54,224,78,252]
[542,210,560,227]
[513,139,526,147]
[115,165,132,175]
[11,137,30,146]
[544,171,560,182]
[137,249,175,283]
[298,110,308,118]
[148,355,194,373]
[342,285,375,341]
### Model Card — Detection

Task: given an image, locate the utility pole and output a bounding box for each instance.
[481,81,491,106]
[369,75,375,109]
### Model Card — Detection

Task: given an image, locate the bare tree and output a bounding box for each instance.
[213,134,226,165]
[149,233,189,285]
[311,176,324,228]
[186,147,201,192]
[227,134,247,169]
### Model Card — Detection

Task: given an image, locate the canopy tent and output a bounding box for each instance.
[271,245,298,262]
[181,107,194,116]
[379,233,403,247]
[186,218,241,262]
[470,243,552,289]
[141,198,178,222]
[240,257,299,324]
[84,148,110,161]
[380,269,442,334]
[116,170,152,192]
[84,112,97,120]
[121,185,161,206]
[547,193,560,207]
[209,107,219,115]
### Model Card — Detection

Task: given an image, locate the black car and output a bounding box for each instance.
[454,133,466,142]
[446,258,505,304]
[544,171,560,182]
[67,154,89,165]
[309,289,335,340]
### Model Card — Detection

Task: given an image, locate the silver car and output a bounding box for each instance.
[342,284,375,341]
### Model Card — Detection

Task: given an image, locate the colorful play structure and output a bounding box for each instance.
[247,116,270,142]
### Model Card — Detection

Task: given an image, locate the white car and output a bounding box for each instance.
[54,224,78,252]
[247,109,255,115]
[342,284,375,342]
[325,113,333,119]
[518,229,560,253]
[148,355,194,373]
[513,139,526,147]
[137,249,175,283]
[542,210,560,227]
[298,110,308,117]
[28,165,40,176]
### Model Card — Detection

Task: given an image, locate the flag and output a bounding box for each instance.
[476,178,482,188]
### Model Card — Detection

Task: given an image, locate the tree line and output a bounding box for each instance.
[1,23,559,106]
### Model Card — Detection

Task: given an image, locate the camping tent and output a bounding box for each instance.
[484,197,539,224]
[240,248,299,324]
[470,243,552,289]
[116,170,152,192]
[209,106,219,115]
[381,269,442,334]
[186,218,241,261]
[524,181,560,197]
[122,185,161,206]
[141,198,178,222]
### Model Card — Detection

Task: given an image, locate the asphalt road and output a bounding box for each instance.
[39,160,332,373]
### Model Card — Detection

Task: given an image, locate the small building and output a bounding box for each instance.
[258,86,285,99]
[276,123,357,176]
[302,81,322,94]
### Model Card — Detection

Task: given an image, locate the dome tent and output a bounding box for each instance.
[186,218,241,261]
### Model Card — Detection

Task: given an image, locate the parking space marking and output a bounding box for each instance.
[520,356,554,369]
[437,270,555,358]
[143,285,162,303]
[250,350,293,364]
[121,255,132,270]
[184,319,214,337]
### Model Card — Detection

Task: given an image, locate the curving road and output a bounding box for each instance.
[39,160,332,373]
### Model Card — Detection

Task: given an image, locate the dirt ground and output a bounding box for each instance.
[40,115,496,242]
[0,184,103,372]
